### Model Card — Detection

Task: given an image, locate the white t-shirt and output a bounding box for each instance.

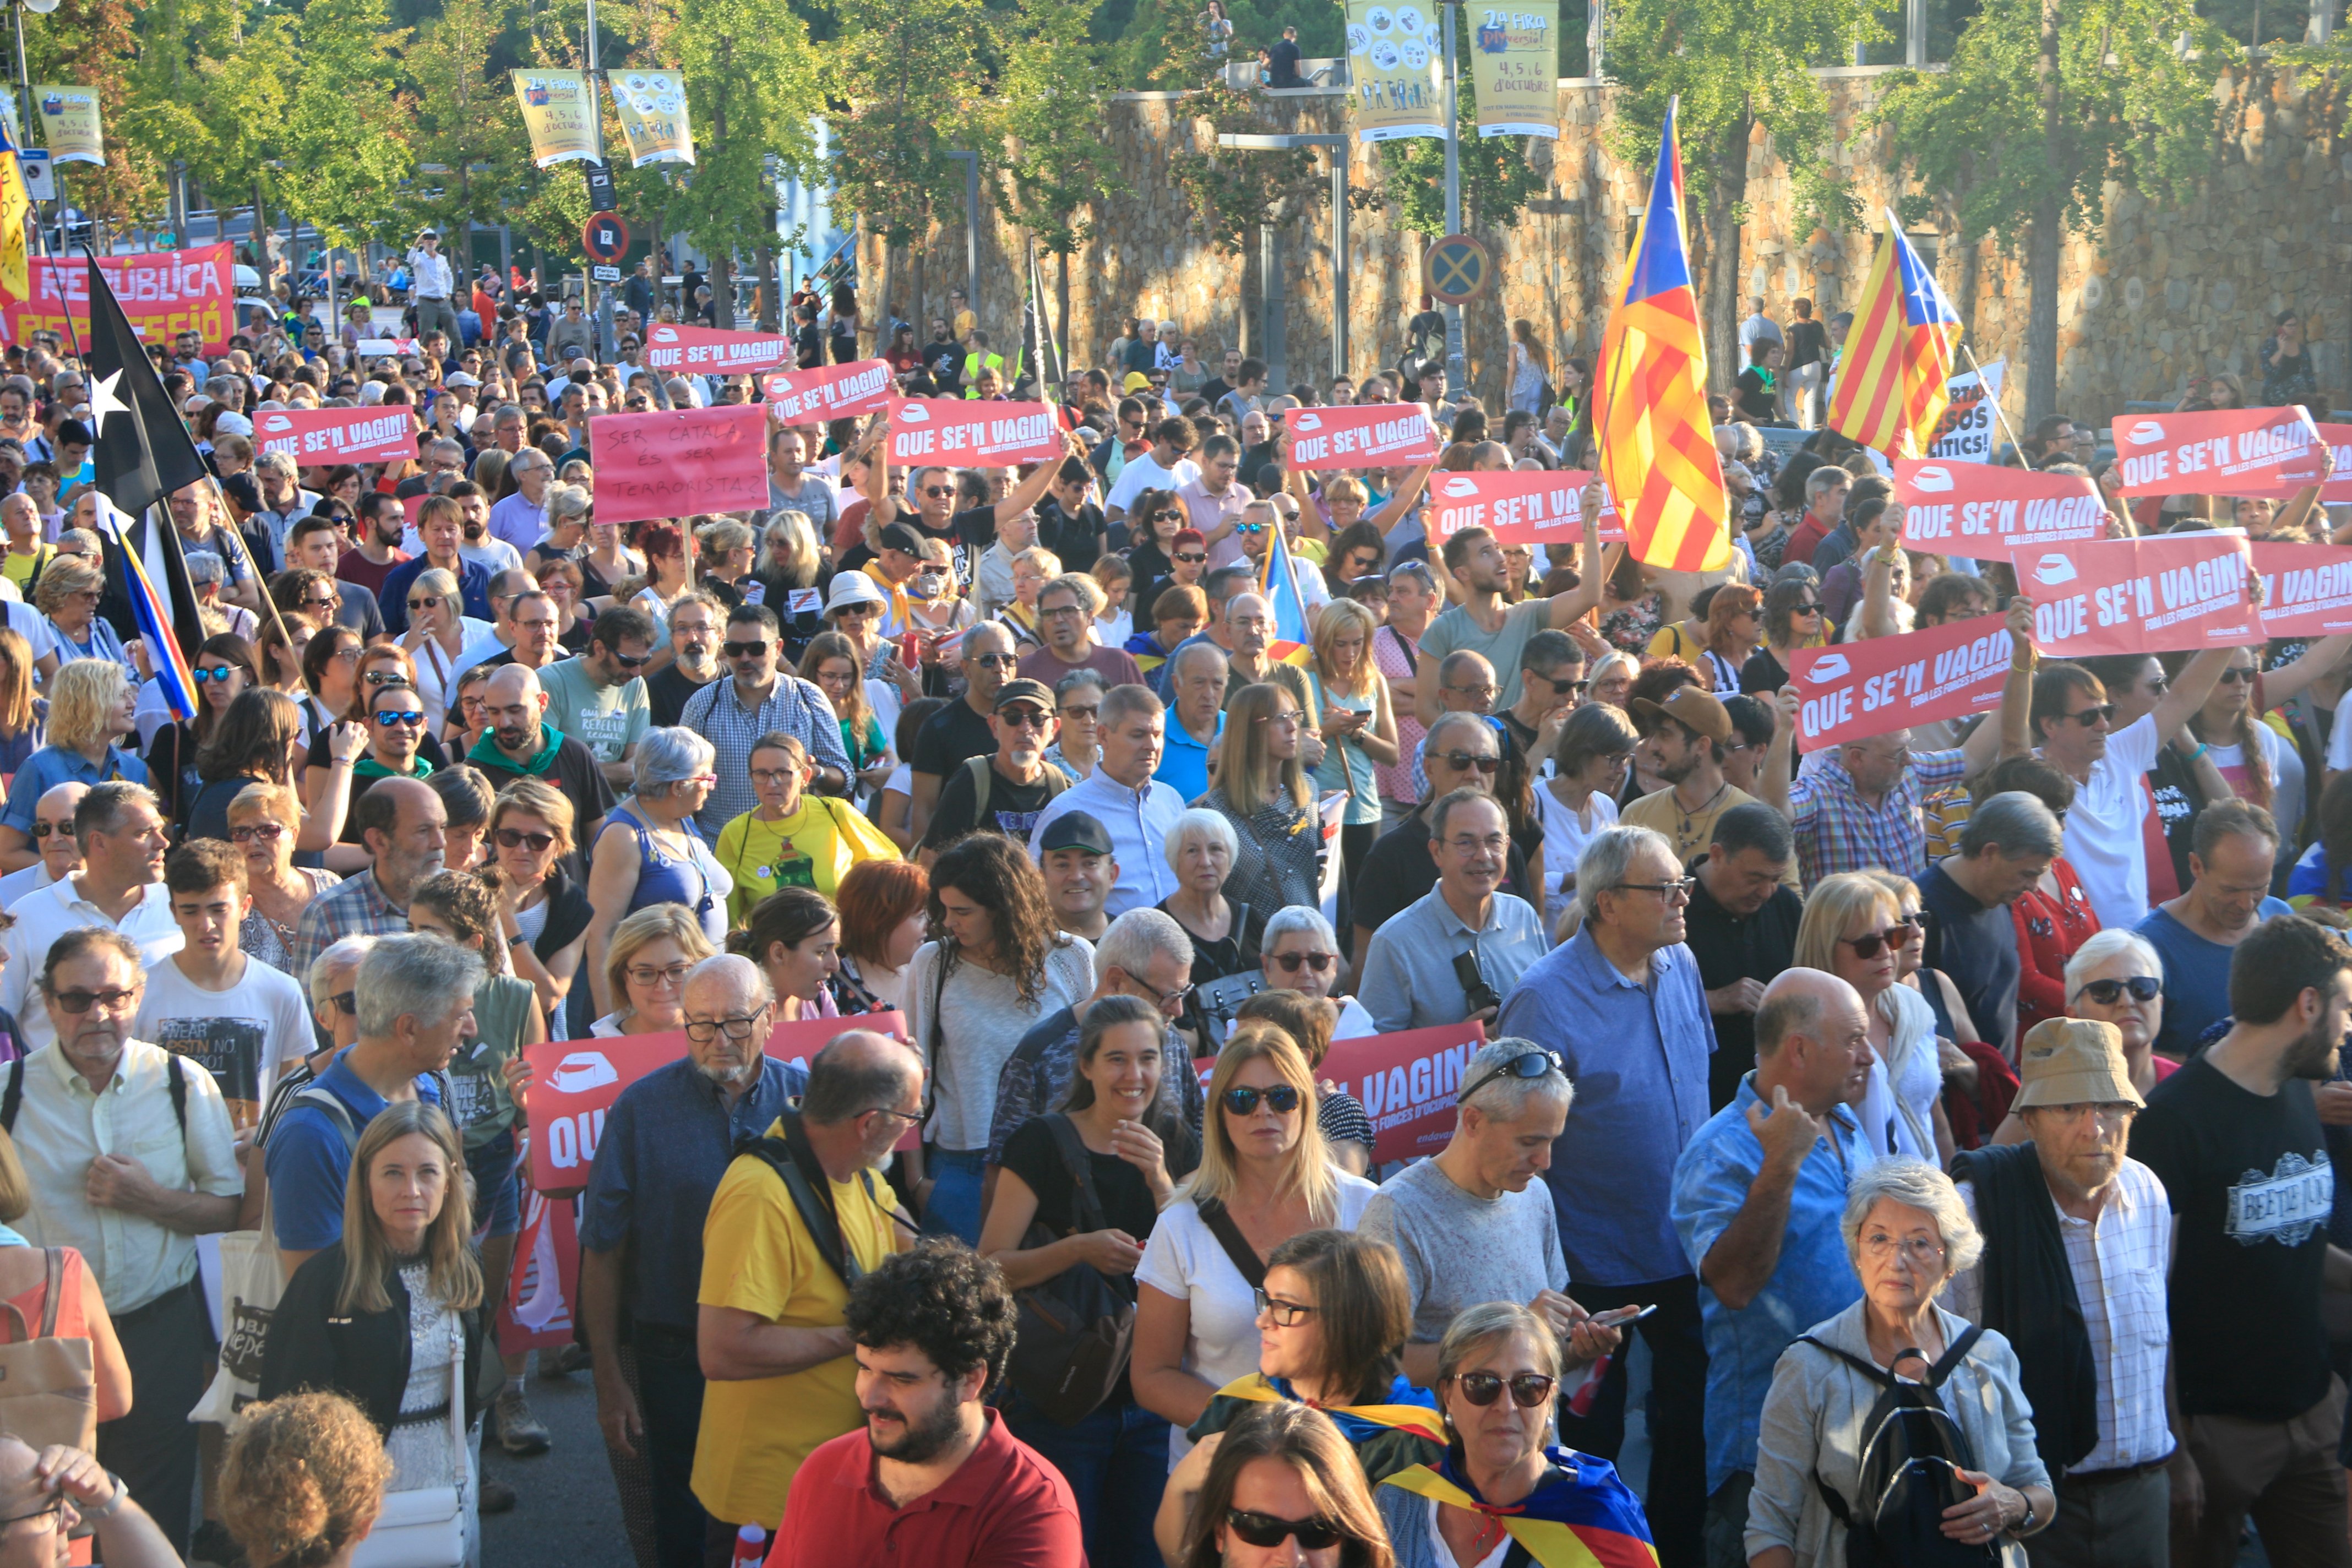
[130,954,314,1124]
[1106,452,1203,516]
[1135,1173,1380,1463]
[2056,712,2161,931]
[1535,782,1620,935]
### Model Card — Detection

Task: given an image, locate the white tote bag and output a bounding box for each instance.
[351,1321,473,1568]
[188,1231,281,1429]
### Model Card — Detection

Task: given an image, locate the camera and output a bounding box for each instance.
[1453,951,1502,1016]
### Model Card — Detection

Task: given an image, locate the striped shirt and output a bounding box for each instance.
[680,673,854,839]
[1784,745,1970,888]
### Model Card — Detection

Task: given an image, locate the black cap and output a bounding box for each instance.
[1039,810,1114,857]
[993,678,1055,712]
[878,522,924,555]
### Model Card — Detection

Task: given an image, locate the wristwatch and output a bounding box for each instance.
[88,1473,125,1521]
[2011,1495,2037,1537]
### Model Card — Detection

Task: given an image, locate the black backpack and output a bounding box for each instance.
[1796,1325,1999,1568]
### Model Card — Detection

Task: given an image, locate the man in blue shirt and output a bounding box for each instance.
[579,955,806,1568]
[264,934,478,1276]
[1493,823,1715,1568]
[2137,798,2293,1059]
[1671,966,1874,1568]
[1155,642,1226,803]
[379,494,494,635]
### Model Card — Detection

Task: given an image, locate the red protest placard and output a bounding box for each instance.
[254,406,418,467]
[1787,618,2013,748]
[1894,460,2108,552]
[2109,406,2329,497]
[1318,1022,1485,1164]
[1282,404,1442,472]
[3,243,237,352]
[643,322,797,376]
[762,360,895,423]
[497,1190,580,1354]
[2323,424,2352,505]
[885,398,1066,467]
[1428,469,1592,546]
[2254,542,2352,640]
[2016,531,2257,658]
[589,403,771,525]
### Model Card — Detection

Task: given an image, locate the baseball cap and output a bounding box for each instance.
[445,371,480,388]
[993,678,1055,712]
[1039,811,1115,857]
[824,573,886,615]
[1123,371,1152,393]
[877,522,924,556]
[213,412,253,438]
[1630,686,1733,744]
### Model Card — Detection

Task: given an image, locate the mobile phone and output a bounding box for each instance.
[1592,1303,1658,1329]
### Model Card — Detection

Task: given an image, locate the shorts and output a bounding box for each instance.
[466,1126,522,1239]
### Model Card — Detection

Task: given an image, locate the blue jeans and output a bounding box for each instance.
[999,1390,1170,1567]
[923,1147,987,1244]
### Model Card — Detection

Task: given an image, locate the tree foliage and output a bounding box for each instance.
[668,0,823,324]
[988,0,1123,262]
[1371,14,1545,238]
[829,0,992,252]
[405,0,531,239]
[273,0,415,248]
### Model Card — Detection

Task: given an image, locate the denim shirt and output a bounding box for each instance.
[1672,1073,1869,1493]
[1494,927,1716,1286]
[579,1054,808,1332]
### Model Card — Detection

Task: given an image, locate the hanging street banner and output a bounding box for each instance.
[1923,358,2005,463]
[1893,459,2109,553]
[513,70,600,167]
[2110,405,2330,498]
[1283,402,1442,471]
[1344,0,1446,141]
[253,406,419,466]
[34,87,103,166]
[1471,3,1559,137]
[760,358,895,423]
[1788,617,2012,749]
[886,397,1066,466]
[2253,542,2352,640]
[2017,530,2258,658]
[589,403,770,524]
[607,69,695,166]
[3,244,234,351]
[643,321,796,376]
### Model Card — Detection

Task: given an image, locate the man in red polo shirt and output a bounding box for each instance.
[766,1240,1081,1568]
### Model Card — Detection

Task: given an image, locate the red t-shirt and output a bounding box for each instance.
[765,1412,1082,1568]
[337,546,411,598]
[1782,511,1831,566]
[834,497,872,557]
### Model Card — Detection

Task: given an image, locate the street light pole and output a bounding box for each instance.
[1441,0,1464,399]
[1216,132,1353,384]
[584,0,614,358]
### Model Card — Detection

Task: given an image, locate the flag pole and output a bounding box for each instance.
[1953,341,2027,466]
[192,476,293,651]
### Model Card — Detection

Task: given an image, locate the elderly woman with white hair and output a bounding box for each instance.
[1980,928,2176,1146]
[1257,905,1376,1039]
[582,726,733,1016]
[1747,1158,2053,1567]
[1158,807,1265,1048]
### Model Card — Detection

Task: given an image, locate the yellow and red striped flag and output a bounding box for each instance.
[1826,209,1962,459]
[0,118,29,306]
[1595,97,1730,573]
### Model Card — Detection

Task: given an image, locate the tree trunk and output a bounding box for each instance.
[1700,107,1753,396]
[2027,0,2063,423]
[1057,249,1071,374]
[648,205,666,316]
[875,236,896,362]
[714,257,736,329]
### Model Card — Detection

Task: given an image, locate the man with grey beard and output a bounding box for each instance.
[578,956,808,1568]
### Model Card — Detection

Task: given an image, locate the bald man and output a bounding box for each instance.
[0,781,87,908]
[1670,966,1876,1564]
[465,664,613,873]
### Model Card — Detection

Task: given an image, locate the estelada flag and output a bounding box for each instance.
[1382,1446,1661,1567]
[1258,519,1315,665]
[1828,209,1962,459]
[0,119,29,305]
[1594,96,1730,573]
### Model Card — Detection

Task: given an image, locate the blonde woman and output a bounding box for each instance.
[1794,871,1955,1166]
[1201,682,1321,913]
[230,783,342,973]
[1309,598,1398,895]
[590,903,716,1036]
[999,543,1063,650]
[1587,648,1638,710]
[1508,318,1548,415]
[398,567,488,733]
[0,657,142,870]
[34,555,134,682]
[694,518,757,597]
[0,626,42,776]
[1133,1024,1379,1460]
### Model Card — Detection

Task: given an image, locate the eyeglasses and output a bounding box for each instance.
[1861,1233,1948,1266]
[1438,751,1502,774]
[228,823,286,843]
[1222,1084,1302,1116]
[1444,683,1499,700]
[2217,667,2256,685]
[1451,1370,1559,1408]
[1455,1048,1563,1106]
[722,641,770,658]
[2075,976,2162,1006]
[47,986,139,1014]
[998,707,1052,730]
[626,962,693,989]
[372,709,425,728]
[2063,705,2116,727]
[0,1490,69,1531]
[1253,1288,1317,1327]
[409,595,444,610]
[970,653,1020,669]
[495,827,556,853]
[919,484,956,498]
[684,1013,766,1042]
[1224,1511,1343,1553]
[1268,950,1335,975]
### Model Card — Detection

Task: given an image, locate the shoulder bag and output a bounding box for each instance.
[0,1250,95,1452]
[1005,1114,1136,1426]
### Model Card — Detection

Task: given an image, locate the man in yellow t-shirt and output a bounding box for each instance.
[0,494,52,598]
[691,1027,922,1538]
[715,732,902,924]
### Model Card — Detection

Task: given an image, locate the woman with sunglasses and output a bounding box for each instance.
[1370,1300,1649,1568]
[1234,986,1374,1175]
[296,624,364,760]
[32,555,134,684]
[1255,905,1377,1039]
[144,634,257,830]
[1796,872,1954,1165]
[222,782,340,975]
[978,993,1201,1564]
[1855,868,2011,1151]
[590,903,717,1038]
[1134,1026,1380,1461]
[399,567,487,734]
[1174,1401,1397,1568]
[1123,492,1191,617]
[2051,929,2177,1102]
[483,779,592,1033]
[1320,521,1387,602]
[1159,1227,1430,1561]
[1739,574,1827,695]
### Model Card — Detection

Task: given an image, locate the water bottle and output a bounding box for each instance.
[729,1525,766,1568]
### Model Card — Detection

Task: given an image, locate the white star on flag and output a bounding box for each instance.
[85,367,129,434]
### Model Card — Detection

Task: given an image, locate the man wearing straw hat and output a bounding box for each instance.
[1948,1019,2176,1567]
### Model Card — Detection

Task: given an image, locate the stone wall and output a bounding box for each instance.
[864,62,2350,425]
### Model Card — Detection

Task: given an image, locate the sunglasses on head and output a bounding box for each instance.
[1451,1370,1559,1409]
[2076,976,2162,1006]
[1222,1084,1302,1116]
[1224,1511,1343,1553]
[1839,925,1914,961]
[1455,1048,1564,1106]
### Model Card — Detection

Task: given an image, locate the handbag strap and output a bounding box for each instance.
[1194,1198,1266,1291]
[35,1249,57,1340]
[1042,1114,1108,1235]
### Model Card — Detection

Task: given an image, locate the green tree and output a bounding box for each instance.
[669,0,821,328]
[274,0,414,249]
[988,0,1123,357]
[32,0,169,232]
[1876,0,2232,421]
[406,0,532,242]
[1603,0,1883,386]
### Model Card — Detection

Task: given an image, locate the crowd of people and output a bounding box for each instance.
[0,277,2337,1568]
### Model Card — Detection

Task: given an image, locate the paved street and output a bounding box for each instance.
[481,1357,631,1568]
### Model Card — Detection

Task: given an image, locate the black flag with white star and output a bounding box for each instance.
[83,251,209,655]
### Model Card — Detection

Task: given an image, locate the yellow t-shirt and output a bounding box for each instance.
[691,1125,901,1528]
[1620,781,1800,890]
[713,799,901,925]
[2,545,52,596]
